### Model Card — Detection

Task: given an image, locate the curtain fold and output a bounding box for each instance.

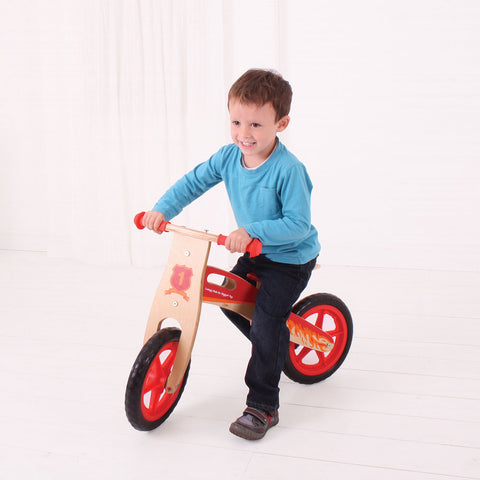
[44,0,253,266]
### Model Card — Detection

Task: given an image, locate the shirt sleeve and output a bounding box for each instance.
[152,152,224,220]
[243,163,314,246]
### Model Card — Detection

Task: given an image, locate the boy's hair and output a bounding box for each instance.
[228,69,292,121]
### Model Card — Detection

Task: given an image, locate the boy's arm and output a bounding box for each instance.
[152,153,223,220]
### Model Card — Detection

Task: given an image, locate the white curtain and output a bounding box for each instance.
[1,0,480,270]
[42,0,239,266]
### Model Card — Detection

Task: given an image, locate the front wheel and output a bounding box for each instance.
[283,293,353,384]
[125,327,190,431]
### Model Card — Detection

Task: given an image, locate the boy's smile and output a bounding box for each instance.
[229,100,290,168]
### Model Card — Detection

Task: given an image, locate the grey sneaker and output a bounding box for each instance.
[229,407,279,440]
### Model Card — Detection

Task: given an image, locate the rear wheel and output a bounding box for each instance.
[125,327,190,431]
[283,293,353,384]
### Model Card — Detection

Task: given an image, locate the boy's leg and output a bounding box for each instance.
[230,256,316,440]
[244,256,316,412]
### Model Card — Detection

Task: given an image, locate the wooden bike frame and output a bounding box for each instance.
[135,215,334,394]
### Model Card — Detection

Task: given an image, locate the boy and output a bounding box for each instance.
[142,69,320,440]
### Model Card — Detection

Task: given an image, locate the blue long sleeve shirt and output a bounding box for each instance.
[153,140,320,264]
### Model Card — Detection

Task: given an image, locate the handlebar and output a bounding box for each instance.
[134,212,262,257]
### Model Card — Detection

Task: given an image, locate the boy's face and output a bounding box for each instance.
[228,99,290,168]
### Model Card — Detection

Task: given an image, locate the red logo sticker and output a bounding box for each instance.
[165,264,193,301]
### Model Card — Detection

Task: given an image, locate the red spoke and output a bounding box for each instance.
[295,346,311,361]
[315,309,326,329]
[143,356,162,391]
[148,385,163,410]
[326,327,341,337]
[315,350,326,367]
[161,349,176,373]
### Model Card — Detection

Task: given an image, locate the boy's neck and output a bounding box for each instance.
[242,138,278,169]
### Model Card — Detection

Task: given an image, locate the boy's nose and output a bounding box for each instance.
[239,125,250,138]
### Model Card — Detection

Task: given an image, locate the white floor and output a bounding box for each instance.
[1,250,479,480]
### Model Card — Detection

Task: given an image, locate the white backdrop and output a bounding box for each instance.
[1,0,479,271]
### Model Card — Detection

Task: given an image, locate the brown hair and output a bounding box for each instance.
[228,69,292,121]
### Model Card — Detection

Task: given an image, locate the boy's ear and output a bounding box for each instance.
[276,115,290,132]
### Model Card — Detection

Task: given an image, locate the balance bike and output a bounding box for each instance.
[125,212,353,431]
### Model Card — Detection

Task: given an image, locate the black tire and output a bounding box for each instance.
[283,293,353,384]
[125,327,190,431]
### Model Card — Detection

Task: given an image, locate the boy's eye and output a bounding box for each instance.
[231,120,260,128]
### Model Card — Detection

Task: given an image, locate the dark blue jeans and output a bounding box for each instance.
[221,253,316,412]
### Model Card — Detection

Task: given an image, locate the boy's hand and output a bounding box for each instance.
[143,210,166,234]
[225,227,253,254]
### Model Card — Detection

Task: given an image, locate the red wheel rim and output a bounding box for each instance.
[141,340,183,421]
[289,304,348,376]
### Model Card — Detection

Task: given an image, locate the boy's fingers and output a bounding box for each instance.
[141,211,165,233]
[226,239,246,254]
[146,216,155,230]
[154,218,164,233]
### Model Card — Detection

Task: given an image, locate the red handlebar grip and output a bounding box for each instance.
[246,238,262,257]
[134,212,146,229]
[216,234,262,258]
[134,212,169,232]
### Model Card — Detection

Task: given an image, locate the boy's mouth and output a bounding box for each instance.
[240,140,256,148]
